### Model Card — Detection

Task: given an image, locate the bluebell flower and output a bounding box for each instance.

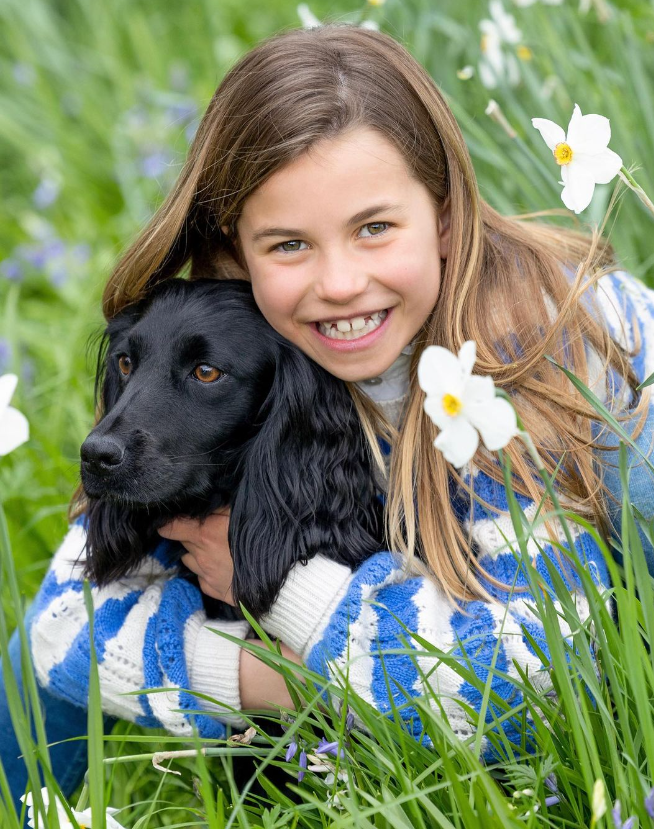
[0,340,11,373]
[285,740,298,763]
[12,62,36,86]
[316,737,346,759]
[298,749,307,783]
[72,243,91,264]
[0,259,23,282]
[141,151,171,179]
[33,177,61,209]
[544,795,560,807]
[166,99,197,125]
[345,709,355,733]
[612,799,636,829]
[645,787,654,818]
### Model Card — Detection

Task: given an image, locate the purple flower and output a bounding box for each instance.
[0,340,11,373]
[285,740,298,763]
[33,177,60,209]
[346,709,355,733]
[72,243,91,264]
[12,62,36,86]
[646,787,654,818]
[316,737,346,759]
[0,259,23,281]
[141,151,171,179]
[297,749,307,783]
[166,99,197,124]
[544,795,560,808]
[612,800,636,829]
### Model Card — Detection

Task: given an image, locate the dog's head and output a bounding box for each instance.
[81,277,385,617]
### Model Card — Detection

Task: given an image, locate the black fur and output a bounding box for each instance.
[80,278,385,620]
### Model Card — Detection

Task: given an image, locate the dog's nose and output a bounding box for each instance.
[81,434,125,470]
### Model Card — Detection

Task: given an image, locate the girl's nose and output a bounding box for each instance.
[312,252,370,304]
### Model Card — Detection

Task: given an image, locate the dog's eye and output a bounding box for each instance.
[118,355,132,376]
[193,364,222,383]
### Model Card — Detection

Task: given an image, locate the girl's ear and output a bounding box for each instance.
[228,341,384,619]
[438,195,452,260]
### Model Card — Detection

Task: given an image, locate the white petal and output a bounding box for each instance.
[479,58,499,89]
[423,395,451,432]
[561,167,596,213]
[0,406,29,455]
[469,397,518,451]
[458,340,477,379]
[0,373,18,417]
[434,418,479,468]
[462,374,496,410]
[531,118,566,152]
[573,148,623,184]
[417,346,464,398]
[566,105,611,155]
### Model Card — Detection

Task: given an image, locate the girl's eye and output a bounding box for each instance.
[272,221,391,254]
[192,364,223,383]
[118,355,132,376]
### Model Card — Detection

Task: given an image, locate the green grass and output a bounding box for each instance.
[2,0,654,824]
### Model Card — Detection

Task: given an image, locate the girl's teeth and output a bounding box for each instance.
[318,309,388,339]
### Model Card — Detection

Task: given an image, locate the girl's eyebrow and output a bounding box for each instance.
[250,202,407,243]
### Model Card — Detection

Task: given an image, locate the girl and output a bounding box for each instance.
[3,22,654,810]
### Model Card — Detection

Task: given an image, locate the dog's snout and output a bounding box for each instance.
[81,434,125,470]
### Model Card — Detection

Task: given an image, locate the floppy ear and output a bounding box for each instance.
[228,340,385,619]
[82,499,158,585]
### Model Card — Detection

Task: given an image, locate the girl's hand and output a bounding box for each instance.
[157,506,236,605]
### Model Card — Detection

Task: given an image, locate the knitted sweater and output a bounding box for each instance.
[28,269,654,758]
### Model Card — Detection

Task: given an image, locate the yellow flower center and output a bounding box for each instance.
[553,142,573,165]
[480,34,489,53]
[516,45,532,61]
[367,0,385,5]
[442,393,463,417]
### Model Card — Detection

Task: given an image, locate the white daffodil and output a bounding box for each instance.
[296,3,321,28]
[531,103,623,214]
[21,788,126,829]
[478,2,522,89]
[417,341,518,468]
[0,373,29,456]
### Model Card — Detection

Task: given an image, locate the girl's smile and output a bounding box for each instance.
[226,126,451,383]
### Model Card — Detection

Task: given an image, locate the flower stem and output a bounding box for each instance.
[618,167,654,216]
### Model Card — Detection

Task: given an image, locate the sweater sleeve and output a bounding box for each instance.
[260,471,612,761]
[28,517,252,736]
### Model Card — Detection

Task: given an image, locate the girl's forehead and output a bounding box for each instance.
[238,129,416,229]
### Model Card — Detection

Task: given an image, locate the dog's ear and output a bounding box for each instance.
[82,498,157,585]
[228,340,385,619]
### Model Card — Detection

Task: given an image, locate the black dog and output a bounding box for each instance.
[79,277,385,620]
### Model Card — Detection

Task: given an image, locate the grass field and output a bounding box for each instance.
[2,0,654,825]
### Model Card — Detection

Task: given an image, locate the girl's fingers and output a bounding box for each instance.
[180,552,201,575]
[157,516,202,540]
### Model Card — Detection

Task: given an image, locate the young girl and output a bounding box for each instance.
[3,22,654,809]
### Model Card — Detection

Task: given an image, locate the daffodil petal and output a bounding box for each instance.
[0,406,29,456]
[462,373,496,409]
[531,117,565,152]
[468,397,518,451]
[417,345,464,398]
[423,395,451,432]
[458,341,477,378]
[0,373,18,416]
[434,417,479,468]
[561,167,596,214]
[566,107,611,155]
[573,148,623,184]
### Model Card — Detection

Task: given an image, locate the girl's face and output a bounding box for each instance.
[225,127,450,383]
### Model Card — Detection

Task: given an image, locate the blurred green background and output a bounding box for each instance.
[1,0,653,610]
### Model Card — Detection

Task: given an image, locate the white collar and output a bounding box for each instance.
[354,338,416,402]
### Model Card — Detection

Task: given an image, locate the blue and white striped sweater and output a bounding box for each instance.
[28,269,654,758]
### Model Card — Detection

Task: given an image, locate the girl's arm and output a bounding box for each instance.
[28,518,254,737]
[258,475,611,761]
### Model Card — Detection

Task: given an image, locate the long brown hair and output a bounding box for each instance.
[71,23,649,604]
